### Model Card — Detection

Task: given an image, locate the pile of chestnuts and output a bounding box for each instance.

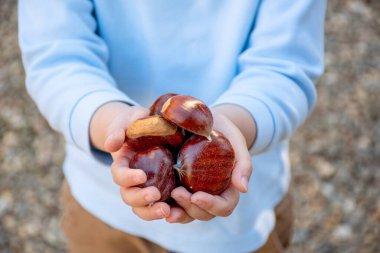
[127,94,236,202]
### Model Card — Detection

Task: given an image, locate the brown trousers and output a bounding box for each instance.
[60,182,293,253]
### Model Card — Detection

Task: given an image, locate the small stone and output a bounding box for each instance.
[356,135,371,151]
[321,183,335,199]
[1,131,19,147]
[42,218,66,246]
[332,224,353,242]
[325,72,339,86]
[313,157,336,180]
[0,107,27,129]
[2,215,17,230]
[348,1,372,17]
[292,228,309,244]
[20,220,42,237]
[0,190,13,216]
[342,198,355,215]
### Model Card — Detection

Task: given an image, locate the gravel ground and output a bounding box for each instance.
[1,1,379,253]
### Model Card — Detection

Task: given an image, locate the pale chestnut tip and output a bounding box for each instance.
[205,130,218,141]
[172,164,180,171]
[172,164,185,180]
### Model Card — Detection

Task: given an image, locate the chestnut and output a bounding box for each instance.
[149,93,178,116]
[129,146,177,202]
[174,131,235,195]
[161,95,213,140]
[126,115,185,152]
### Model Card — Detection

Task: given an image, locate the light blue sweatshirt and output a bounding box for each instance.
[19,1,326,252]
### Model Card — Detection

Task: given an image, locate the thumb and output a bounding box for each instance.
[103,106,149,153]
[104,128,126,153]
[231,158,252,193]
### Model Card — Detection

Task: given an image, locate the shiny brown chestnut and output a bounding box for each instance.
[161,95,213,140]
[174,130,235,195]
[149,93,178,116]
[126,115,185,152]
[129,146,177,202]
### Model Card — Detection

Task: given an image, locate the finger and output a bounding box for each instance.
[132,202,170,221]
[231,157,252,193]
[128,106,150,123]
[105,106,149,153]
[171,187,214,221]
[225,133,252,193]
[120,186,161,207]
[111,164,147,187]
[220,120,252,192]
[191,187,239,217]
[166,207,194,224]
[110,144,136,163]
[213,115,252,193]
[104,128,126,153]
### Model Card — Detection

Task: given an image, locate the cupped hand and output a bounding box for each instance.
[166,110,253,223]
[90,102,171,221]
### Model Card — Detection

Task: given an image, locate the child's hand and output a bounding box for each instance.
[166,108,254,223]
[90,102,171,220]
[111,146,171,221]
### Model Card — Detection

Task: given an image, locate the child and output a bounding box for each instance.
[19,1,326,252]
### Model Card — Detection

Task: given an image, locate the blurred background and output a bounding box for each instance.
[0,1,379,252]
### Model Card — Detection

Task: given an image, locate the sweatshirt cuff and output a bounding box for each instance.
[212,94,275,155]
[69,89,137,155]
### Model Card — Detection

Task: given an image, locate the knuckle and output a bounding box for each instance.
[120,187,140,206]
[244,159,253,171]
[120,188,133,206]
[232,192,240,204]
[220,207,234,217]
[203,201,213,210]
[132,208,151,221]
[180,219,193,224]
[140,215,152,221]
[131,207,138,215]
[175,198,190,209]
[198,215,214,221]
[175,213,189,223]
[121,196,132,206]
[196,198,213,210]
[111,162,118,176]
[180,214,194,223]
[111,164,125,186]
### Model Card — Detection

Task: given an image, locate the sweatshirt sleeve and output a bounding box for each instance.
[18,0,137,154]
[213,1,326,155]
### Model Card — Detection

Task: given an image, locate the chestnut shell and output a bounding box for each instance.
[161,95,213,139]
[149,93,178,116]
[129,146,177,202]
[126,116,185,152]
[174,131,235,195]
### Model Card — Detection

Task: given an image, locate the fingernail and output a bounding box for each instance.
[134,173,145,184]
[156,207,167,217]
[145,194,154,203]
[241,176,249,192]
[174,195,184,202]
[106,133,115,142]
[191,197,201,205]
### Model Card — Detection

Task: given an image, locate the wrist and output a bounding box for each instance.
[212,104,256,149]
